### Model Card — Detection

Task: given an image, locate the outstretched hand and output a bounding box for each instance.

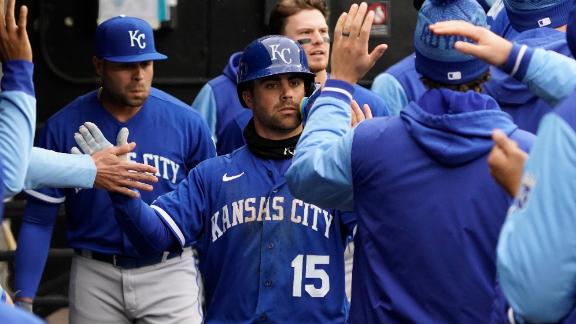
[91,143,158,198]
[330,2,388,84]
[487,129,528,197]
[428,20,512,67]
[0,0,32,62]
[72,122,159,197]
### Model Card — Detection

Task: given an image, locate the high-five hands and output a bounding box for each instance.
[0,0,32,62]
[330,2,388,84]
[73,122,158,198]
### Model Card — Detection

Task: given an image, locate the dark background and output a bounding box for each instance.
[21,0,417,127]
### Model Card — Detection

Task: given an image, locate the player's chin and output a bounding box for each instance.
[308,60,328,73]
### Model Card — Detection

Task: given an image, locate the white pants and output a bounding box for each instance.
[69,248,203,324]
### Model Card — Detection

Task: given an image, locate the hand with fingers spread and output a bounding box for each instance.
[72,122,158,197]
[428,20,512,67]
[0,0,32,62]
[330,2,388,84]
[350,100,373,128]
[487,129,528,197]
[91,143,158,198]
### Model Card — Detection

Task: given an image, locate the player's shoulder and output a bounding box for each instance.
[148,87,206,120]
[385,53,417,76]
[45,90,99,126]
[352,84,390,116]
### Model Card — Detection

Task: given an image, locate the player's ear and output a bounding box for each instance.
[93,56,104,77]
[242,90,254,109]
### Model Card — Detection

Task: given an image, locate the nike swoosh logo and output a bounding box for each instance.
[222,172,245,182]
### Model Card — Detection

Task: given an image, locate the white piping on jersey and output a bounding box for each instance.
[24,189,66,204]
[151,204,186,247]
[323,87,353,102]
[510,44,527,78]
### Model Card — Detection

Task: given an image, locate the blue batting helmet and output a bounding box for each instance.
[237,35,316,107]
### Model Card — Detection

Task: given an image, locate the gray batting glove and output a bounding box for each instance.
[72,122,129,160]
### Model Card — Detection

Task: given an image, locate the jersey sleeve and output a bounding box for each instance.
[370,72,409,116]
[24,148,96,190]
[497,112,576,323]
[24,122,69,203]
[0,61,36,197]
[191,84,218,141]
[150,166,207,247]
[15,196,60,299]
[287,79,355,212]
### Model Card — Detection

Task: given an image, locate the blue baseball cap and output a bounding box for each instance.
[94,15,167,63]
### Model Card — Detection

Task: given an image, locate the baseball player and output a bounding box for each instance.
[193,0,390,156]
[287,2,535,323]
[104,35,353,323]
[14,16,214,323]
[431,16,576,323]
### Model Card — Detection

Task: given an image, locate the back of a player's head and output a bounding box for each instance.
[94,15,167,63]
[504,0,571,31]
[236,35,316,107]
[414,0,489,86]
[268,0,329,35]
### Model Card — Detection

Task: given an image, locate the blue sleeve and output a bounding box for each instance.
[286,79,355,212]
[15,196,60,299]
[0,303,43,324]
[370,72,408,116]
[109,193,177,254]
[497,113,576,323]
[24,148,96,190]
[0,61,36,197]
[192,84,217,142]
[111,167,206,251]
[502,43,576,107]
[151,167,206,246]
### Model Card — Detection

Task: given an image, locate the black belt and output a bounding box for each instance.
[75,249,183,269]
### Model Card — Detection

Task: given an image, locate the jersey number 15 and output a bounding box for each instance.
[291,254,330,298]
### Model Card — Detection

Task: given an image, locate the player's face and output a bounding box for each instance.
[243,73,305,140]
[96,59,153,108]
[282,9,329,74]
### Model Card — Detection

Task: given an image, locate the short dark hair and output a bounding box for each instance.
[420,70,491,93]
[268,0,330,35]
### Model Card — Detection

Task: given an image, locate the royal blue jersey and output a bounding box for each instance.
[24,88,215,255]
[151,146,352,323]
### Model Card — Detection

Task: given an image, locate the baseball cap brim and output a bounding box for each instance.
[101,52,168,63]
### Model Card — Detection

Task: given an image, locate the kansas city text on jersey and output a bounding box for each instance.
[211,197,334,242]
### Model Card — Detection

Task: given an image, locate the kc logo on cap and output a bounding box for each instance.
[94,16,167,63]
[128,30,146,49]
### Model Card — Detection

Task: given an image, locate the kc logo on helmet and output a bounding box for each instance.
[128,30,147,49]
[269,44,292,64]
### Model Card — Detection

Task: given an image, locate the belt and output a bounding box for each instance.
[74,249,183,269]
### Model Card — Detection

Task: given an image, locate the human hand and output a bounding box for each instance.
[91,143,158,198]
[72,122,158,197]
[428,20,512,67]
[351,100,372,127]
[330,2,388,84]
[487,129,528,197]
[0,0,32,62]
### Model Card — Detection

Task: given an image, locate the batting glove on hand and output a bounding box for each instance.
[72,122,129,160]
